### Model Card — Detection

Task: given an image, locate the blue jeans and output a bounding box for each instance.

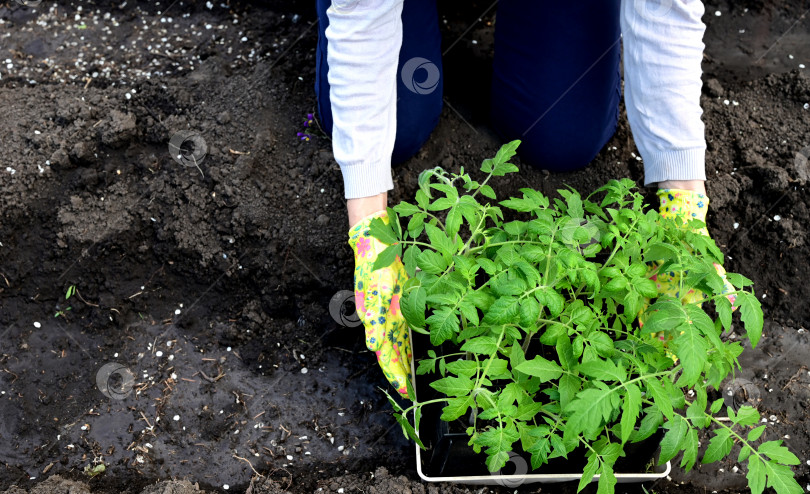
[315,0,621,171]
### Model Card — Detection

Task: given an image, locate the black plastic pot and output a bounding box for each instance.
[411,331,668,482]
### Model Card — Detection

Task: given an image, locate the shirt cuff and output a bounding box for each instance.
[340,159,394,199]
[642,147,707,186]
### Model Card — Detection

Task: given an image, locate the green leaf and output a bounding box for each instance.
[643,300,687,332]
[672,324,709,387]
[758,441,800,465]
[645,377,674,420]
[660,415,688,464]
[738,291,764,348]
[604,277,627,291]
[726,272,754,288]
[633,277,658,298]
[441,396,473,421]
[368,216,398,244]
[710,398,724,414]
[425,223,455,258]
[519,298,540,327]
[596,462,617,494]
[735,406,761,427]
[716,295,733,331]
[702,428,732,464]
[445,207,463,239]
[515,356,563,382]
[426,308,459,345]
[393,412,425,448]
[480,184,496,199]
[589,332,615,357]
[578,453,600,493]
[565,381,619,439]
[482,296,520,325]
[393,201,420,216]
[747,456,767,494]
[477,257,499,275]
[402,245,420,277]
[620,383,642,443]
[748,425,767,442]
[558,373,580,410]
[372,243,402,271]
[429,376,474,397]
[416,249,447,274]
[643,243,679,263]
[680,427,699,471]
[408,213,426,237]
[764,461,804,494]
[578,359,626,383]
[445,359,477,378]
[460,336,499,355]
[401,285,426,329]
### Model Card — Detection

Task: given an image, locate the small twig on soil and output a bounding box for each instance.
[268,467,293,490]
[139,411,155,432]
[199,368,226,383]
[229,149,250,155]
[781,365,809,391]
[75,288,99,307]
[0,273,9,287]
[233,454,263,477]
[2,369,19,384]
[278,423,291,440]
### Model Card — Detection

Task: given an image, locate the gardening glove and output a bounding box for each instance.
[349,211,413,399]
[644,189,736,342]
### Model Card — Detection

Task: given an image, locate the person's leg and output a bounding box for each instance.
[490,0,622,172]
[316,0,443,165]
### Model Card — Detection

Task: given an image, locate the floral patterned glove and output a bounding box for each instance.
[349,211,413,399]
[644,189,736,341]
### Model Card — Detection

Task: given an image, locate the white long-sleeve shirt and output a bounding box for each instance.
[325,0,708,199]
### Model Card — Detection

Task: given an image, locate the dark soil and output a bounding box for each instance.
[0,1,808,493]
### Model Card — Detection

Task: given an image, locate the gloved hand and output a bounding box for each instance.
[349,211,413,399]
[644,189,736,341]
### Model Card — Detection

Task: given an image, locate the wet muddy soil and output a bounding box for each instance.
[0,1,809,493]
